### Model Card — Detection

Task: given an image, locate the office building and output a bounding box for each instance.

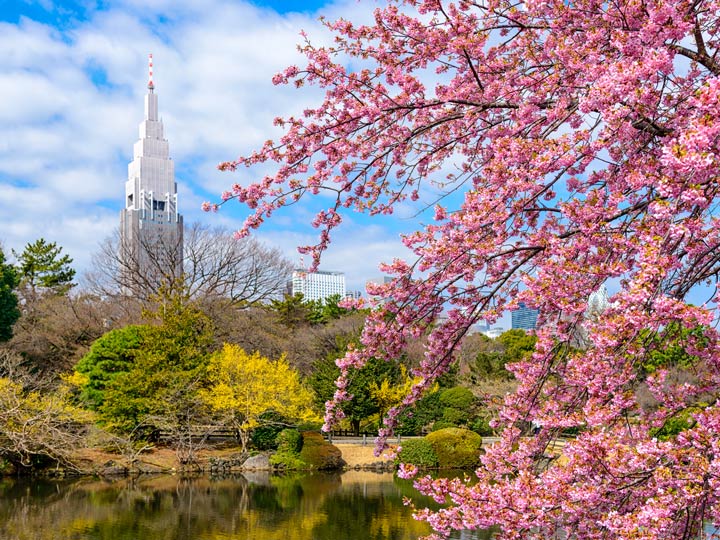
[511,302,539,330]
[291,269,346,302]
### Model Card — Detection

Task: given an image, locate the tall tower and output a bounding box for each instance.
[119,54,183,296]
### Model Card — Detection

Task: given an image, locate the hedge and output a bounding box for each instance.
[395,438,438,469]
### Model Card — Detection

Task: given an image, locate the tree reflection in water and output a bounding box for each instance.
[0,471,493,540]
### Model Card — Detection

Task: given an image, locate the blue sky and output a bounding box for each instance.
[0,0,430,299]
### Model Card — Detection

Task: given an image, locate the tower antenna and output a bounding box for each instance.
[148,53,154,92]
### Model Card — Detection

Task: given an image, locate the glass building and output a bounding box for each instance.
[511,302,539,330]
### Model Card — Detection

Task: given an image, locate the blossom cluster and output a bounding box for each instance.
[214,0,720,537]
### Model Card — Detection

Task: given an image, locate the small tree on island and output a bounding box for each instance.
[211,0,720,537]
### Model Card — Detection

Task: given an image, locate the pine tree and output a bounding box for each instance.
[14,238,75,298]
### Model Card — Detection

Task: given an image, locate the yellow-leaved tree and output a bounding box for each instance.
[369,365,421,425]
[201,344,319,451]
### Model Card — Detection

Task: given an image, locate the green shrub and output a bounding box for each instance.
[395,438,438,469]
[650,407,701,441]
[269,451,306,470]
[298,432,344,470]
[430,420,457,432]
[425,427,482,469]
[441,407,468,425]
[470,416,494,436]
[396,411,424,436]
[276,429,303,454]
[251,412,289,451]
[73,325,148,410]
[438,387,475,409]
[296,420,323,432]
[269,429,305,469]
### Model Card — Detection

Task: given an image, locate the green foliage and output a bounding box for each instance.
[470,416,494,436]
[307,294,349,324]
[396,438,438,469]
[98,291,215,434]
[270,293,311,327]
[269,429,307,469]
[641,322,708,376]
[469,329,537,383]
[269,450,307,470]
[441,407,469,425]
[309,353,401,435]
[0,247,19,342]
[277,428,303,454]
[430,420,457,432]
[498,329,537,363]
[298,431,344,470]
[425,427,482,469]
[439,386,475,409]
[251,412,291,451]
[72,325,148,410]
[397,389,442,435]
[13,238,75,295]
[437,387,477,426]
[650,406,704,441]
[269,430,342,470]
[271,292,351,327]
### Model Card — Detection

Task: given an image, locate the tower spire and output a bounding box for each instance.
[148,53,154,92]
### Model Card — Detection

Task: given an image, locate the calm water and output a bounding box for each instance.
[0,471,491,540]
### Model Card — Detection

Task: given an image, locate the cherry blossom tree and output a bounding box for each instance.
[212,0,720,537]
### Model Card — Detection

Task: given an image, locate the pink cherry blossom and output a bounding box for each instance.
[215,0,720,537]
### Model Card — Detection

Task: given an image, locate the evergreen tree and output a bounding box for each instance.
[72,325,149,410]
[270,292,311,328]
[0,247,20,342]
[99,288,215,434]
[14,238,75,297]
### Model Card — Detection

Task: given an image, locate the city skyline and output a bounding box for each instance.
[0,0,417,296]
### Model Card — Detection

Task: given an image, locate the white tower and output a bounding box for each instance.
[119,54,183,295]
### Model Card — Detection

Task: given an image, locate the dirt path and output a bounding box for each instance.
[334,443,396,468]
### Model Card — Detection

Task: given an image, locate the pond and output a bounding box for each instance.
[0,470,491,540]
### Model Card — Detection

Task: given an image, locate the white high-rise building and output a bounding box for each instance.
[291,270,346,302]
[119,55,183,294]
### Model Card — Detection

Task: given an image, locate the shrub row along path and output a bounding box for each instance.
[334,437,568,468]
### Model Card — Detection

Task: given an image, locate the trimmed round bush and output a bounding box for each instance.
[425,427,482,469]
[298,432,344,470]
[395,438,438,469]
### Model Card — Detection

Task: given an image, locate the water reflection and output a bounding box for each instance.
[0,472,491,540]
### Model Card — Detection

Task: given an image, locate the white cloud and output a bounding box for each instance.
[1,0,403,291]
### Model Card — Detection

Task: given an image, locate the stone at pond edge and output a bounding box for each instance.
[242,454,271,470]
[99,460,128,476]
